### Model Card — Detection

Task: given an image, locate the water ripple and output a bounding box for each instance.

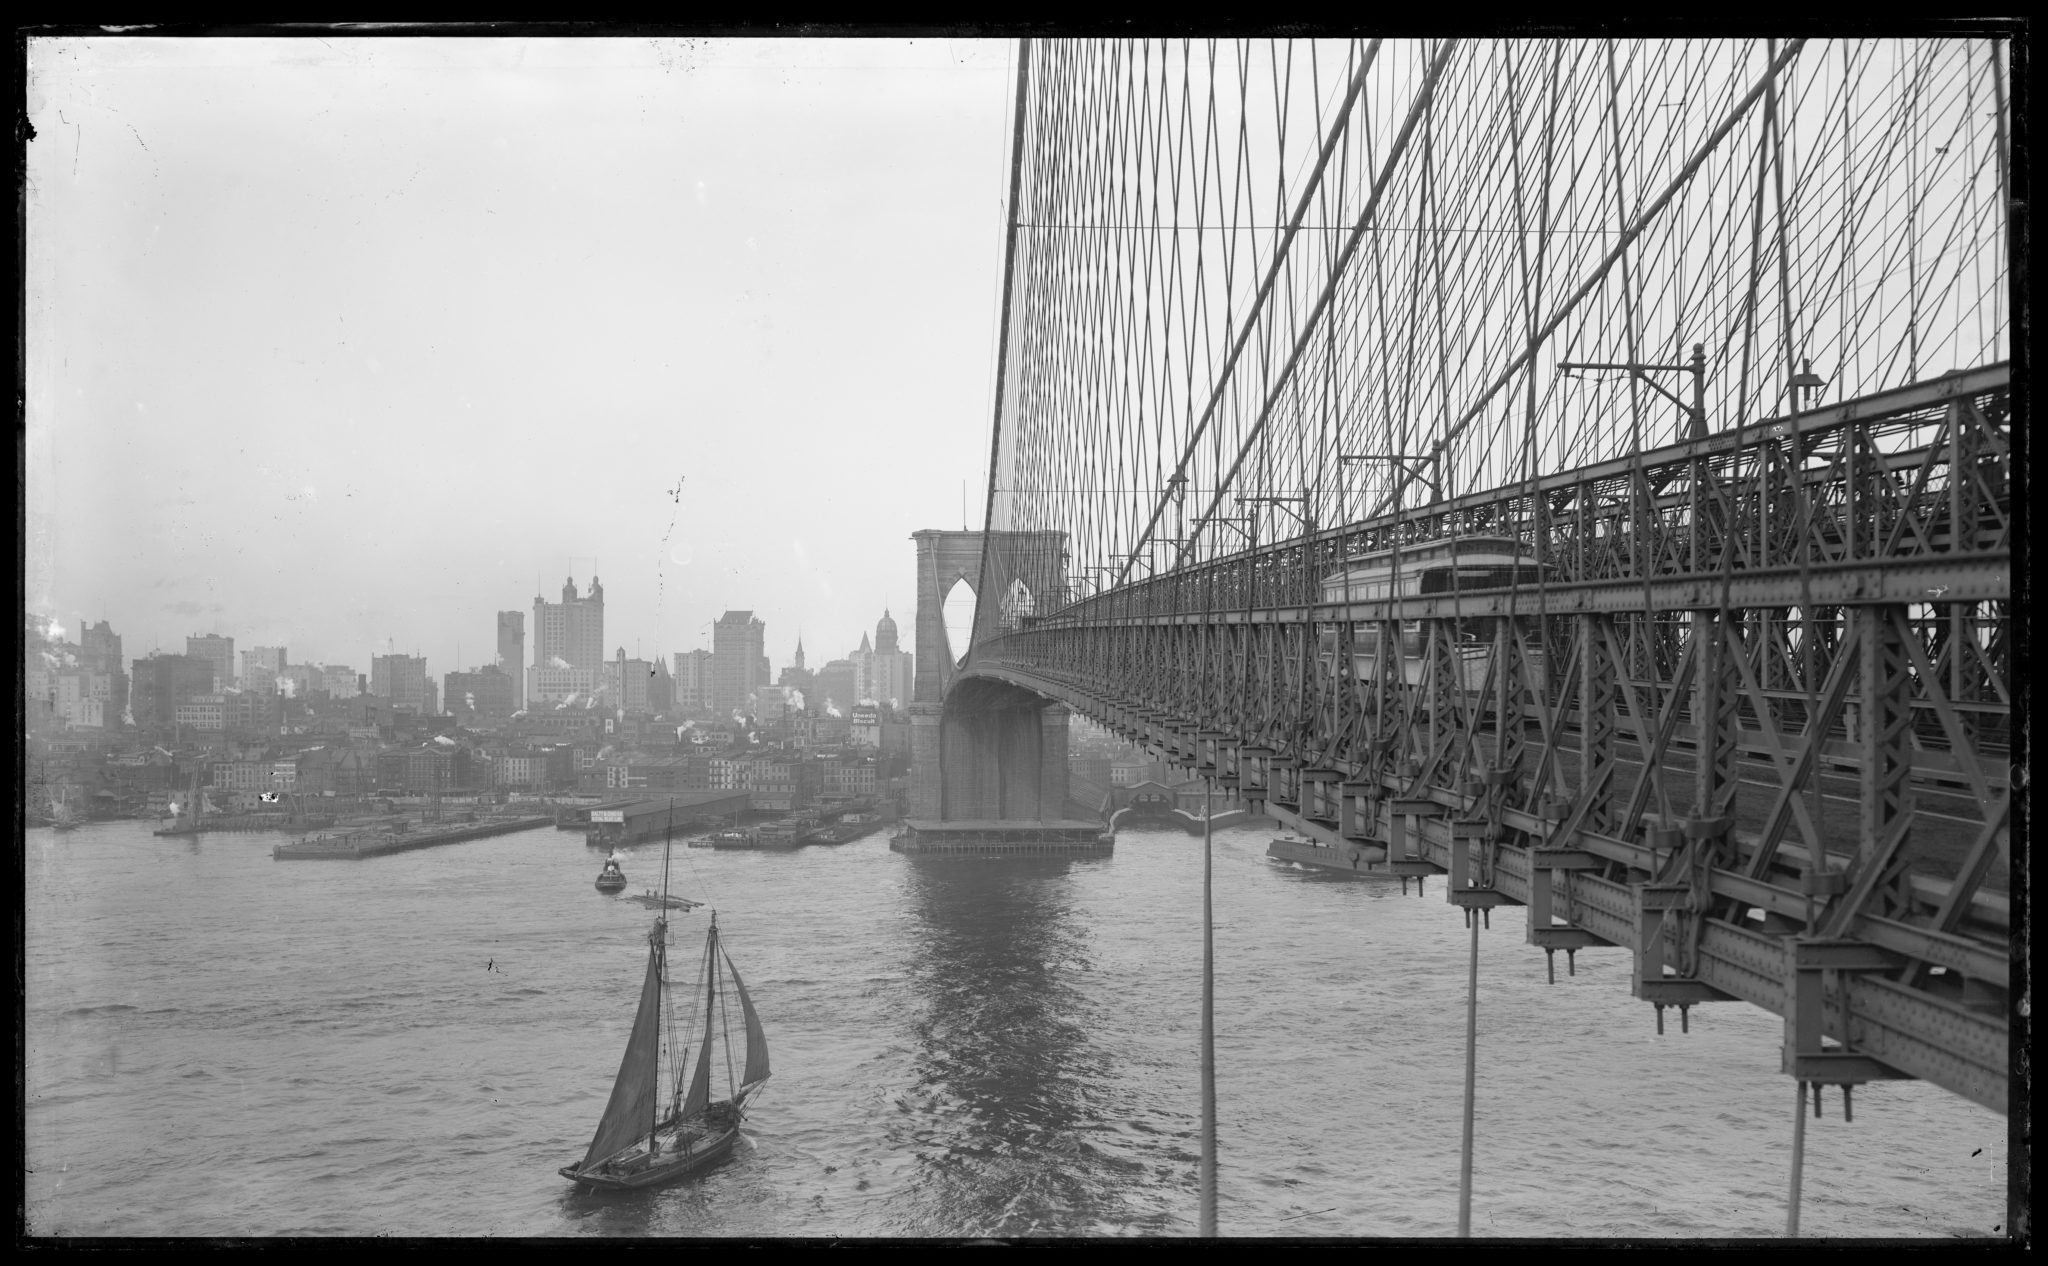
[21,822,2009,1238]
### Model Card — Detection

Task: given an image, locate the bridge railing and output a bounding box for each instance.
[1028,364,2007,630]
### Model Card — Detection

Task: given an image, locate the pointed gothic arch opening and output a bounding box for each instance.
[998,578,1036,631]
[942,576,977,667]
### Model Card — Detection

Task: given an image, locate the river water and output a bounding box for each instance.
[24,819,2008,1239]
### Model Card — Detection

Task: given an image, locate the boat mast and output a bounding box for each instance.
[647,911,666,1156]
[662,799,674,907]
[648,798,671,1160]
[692,913,721,1155]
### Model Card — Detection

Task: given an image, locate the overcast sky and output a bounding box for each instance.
[25,36,1015,678]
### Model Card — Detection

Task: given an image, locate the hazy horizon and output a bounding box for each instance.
[25,36,1017,680]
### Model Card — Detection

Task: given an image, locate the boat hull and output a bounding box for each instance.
[1267,837,1391,872]
[560,1121,739,1191]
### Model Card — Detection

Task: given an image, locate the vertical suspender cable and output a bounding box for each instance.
[1787,1079,1808,1236]
[1199,778,1218,1236]
[1457,907,1480,1236]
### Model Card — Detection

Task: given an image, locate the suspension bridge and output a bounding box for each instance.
[908,36,2016,1232]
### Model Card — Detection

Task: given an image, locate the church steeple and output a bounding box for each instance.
[793,635,806,670]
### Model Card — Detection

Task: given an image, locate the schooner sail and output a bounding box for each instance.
[560,906,770,1190]
[577,933,666,1174]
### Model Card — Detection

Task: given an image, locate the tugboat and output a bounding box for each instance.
[595,853,628,893]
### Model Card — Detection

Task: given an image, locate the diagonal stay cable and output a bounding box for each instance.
[1361,38,1806,523]
[1107,38,1390,586]
[1162,38,1460,580]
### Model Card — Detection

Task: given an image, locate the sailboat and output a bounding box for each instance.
[154,766,207,837]
[560,816,769,1191]
[49,785,81,832]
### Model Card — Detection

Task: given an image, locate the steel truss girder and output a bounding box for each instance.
[967,608,2009,1112]
[962,366,2010,1117]
[981,658,2013,1113]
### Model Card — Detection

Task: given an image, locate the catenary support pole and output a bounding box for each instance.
[1200,780,1218,1236]
[1458,909,1480,1236]
[1787,1080,1808,1236]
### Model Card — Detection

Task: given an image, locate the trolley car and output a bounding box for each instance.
[1317,535,1551,696]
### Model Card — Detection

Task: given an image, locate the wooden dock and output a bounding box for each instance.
[272,815,553,860]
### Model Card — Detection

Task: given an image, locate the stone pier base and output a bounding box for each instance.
[891,818,1114,856]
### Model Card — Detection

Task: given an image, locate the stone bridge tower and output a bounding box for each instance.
[907,529,1075,826]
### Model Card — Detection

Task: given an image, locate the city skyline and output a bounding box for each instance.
[46,585,910,697]
[25,37,1014,681]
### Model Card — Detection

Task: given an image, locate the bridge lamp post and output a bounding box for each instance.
[1558,342,1709,443]
[1789,360,1828,411]
[1166,472,1188,549]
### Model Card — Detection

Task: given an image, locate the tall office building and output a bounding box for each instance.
[674,649,712,712]
[445,665,517,724]
[496,611,525,710]
[712,610,766,715]
[602,647,653,714]
[186,634,235,692]
[80,619,127,720]
[856,610,914,709]
[241,645,287,693]
[131,653,216,731]
[319,664,360,698]
[530,576,603,704]
[370,653,431,712]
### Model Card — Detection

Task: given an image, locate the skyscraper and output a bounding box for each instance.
[130,653,215,731]
[370,653,430,712]
[80,619,127,722]
[241,645,287,693]
[445,665,517,724]
[530,575,604,705]
[712,610,766,715]
[602,646,653,714]
[869,609,913,709]
[848,611,913,709]
[186,634,235,693]
[496,611,526,711]
[674,649,712,712]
